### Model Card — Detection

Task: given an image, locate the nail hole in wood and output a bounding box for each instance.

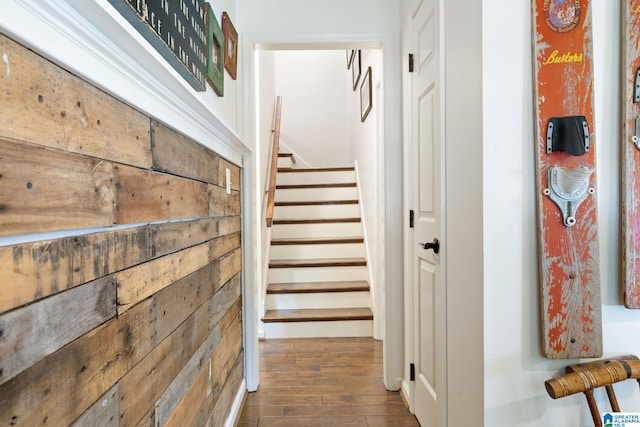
[26,182,32,190]
[37,95,43,103]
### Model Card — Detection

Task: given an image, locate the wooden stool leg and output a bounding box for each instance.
[605,385,620,412]
[584,390,602,427]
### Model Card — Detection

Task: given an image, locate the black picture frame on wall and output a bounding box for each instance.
[351,50,361,91]
[360,66,372,122]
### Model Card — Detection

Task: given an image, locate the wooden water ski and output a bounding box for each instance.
[622,1,640,308]
[533,0,602,358]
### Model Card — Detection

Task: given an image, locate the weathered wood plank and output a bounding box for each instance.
[163,356,213,427]
[116,243,210,314]
[0,227,151,314]
[218,249,242,289]
[205,352,243,427]
[210,275,242,330]
[155,328,222,426]
[208,184,241,217]
[70,383,119,427]
[185,320,243,427]
[212,311,243,391]
[219,158,241,191]
[152,262,217,346]
[0,298,155,426]
[150,218,220,258]
[151,120,219,184]
[154,277,241,425]
[118,299,211,426]
[218,216,241,237]
[0,275,117,385]
[210,232,241,261]
[113,164,209,225]
[0,137,116,236]
[0,34,151,168]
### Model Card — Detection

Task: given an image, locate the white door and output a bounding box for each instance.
[411,0,445,425]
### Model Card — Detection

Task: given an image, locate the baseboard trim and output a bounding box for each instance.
[225,379,247,427]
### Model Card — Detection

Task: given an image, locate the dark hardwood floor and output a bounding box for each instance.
[237,337,420,426]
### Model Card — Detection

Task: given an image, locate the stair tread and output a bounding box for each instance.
[275,200,359,206]
[277,167,355,173]
[273,218,361,225]
[267,281,370,294]
[276,183,356,189]
[262,308,373,323]
[278,153,294,157]
[271,237,364,245]
[269,258,367,268]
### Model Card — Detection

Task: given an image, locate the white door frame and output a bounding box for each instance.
[241,33,404,391]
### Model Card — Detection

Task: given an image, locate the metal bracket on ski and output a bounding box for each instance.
[632,117,640,149]
[635,67,640,103]
[543,166,594,227]
[546,116,590,156]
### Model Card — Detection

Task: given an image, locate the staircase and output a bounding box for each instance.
[262,155,373,338]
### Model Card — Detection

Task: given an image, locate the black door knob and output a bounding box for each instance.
[421,238,440,254]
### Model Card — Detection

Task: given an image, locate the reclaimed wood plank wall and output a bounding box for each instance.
[0,33,244,426]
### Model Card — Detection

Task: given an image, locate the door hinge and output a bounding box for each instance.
[409,54,414,73]
[409,210,415,228]
[410,363,415,381]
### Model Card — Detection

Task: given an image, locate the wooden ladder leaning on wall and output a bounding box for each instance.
[545,355,640,427]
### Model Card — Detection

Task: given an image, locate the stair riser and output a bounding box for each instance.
[277,171,355,185]
[268,266,368,283]
[275,187,358,202]
[262,320,373,339]
[265,292,370,310]
[277,157,293,168]
[274,204,360,219]
[271,223,363,239]
[270,243,365,260]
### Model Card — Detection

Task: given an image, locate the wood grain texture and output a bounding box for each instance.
[210,232,241,260]
[0,226,151,314]
[113,164,209,225]
[0,34,151,168]
[150,218,221,258]
[533,0,602,358]
[0,137,117,236]
[622,1,640,308]
[70,384,119,427]
[118,302,211,426]
[116,243,210,313]
[151,120,220,184]
[0,276,117,385]
[209,184,241,217]
[0,298,155,427]
[237,338,417,427]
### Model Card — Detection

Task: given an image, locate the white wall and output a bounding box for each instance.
[349,49,385,338]
[273,50,351,167]
[483,1,640,426]
[257,51,277,320]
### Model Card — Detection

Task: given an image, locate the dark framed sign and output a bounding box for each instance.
[352,50,361,91]
[107,0,207,91]
[360,67,372,122]
[205,3,224,96]
[222,12,238,80]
